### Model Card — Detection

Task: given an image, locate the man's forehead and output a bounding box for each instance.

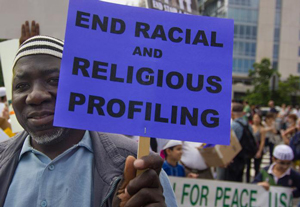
[13,55,61,76]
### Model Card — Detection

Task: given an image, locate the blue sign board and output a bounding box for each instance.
[54,0,234,144]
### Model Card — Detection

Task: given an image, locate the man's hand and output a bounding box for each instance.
[187,173,199,178]
[20,21,40,45]
[255,151,262,159]
[113,154,166,207]
[257,181,270,191]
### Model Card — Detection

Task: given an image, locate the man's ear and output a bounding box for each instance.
[166,148,171,155]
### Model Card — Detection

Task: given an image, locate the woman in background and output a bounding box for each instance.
[246,113,266,182]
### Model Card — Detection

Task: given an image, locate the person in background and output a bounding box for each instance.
[281,114,298,145]
[181,141,213,179]
[19,20,39,45]
[268,100,278,114]
[243,100,251,122]
[161,140,185,177]
[264,113,278,164]
[0,87,8,118]
[220,103,253,182]
[246,113,266,182]
[253,145,300,199]
[0,87,11,132]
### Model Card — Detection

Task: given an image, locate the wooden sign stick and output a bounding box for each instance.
[136,136,150,176]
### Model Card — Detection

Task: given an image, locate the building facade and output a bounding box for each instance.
[199,0,300,100]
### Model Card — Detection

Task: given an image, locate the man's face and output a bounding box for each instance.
[12,54,68,145]
[167,145,183,162]
[273,158,292,172]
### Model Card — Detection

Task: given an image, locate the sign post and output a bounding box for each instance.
[137,136,150,175]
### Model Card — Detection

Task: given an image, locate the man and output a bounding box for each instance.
[180,141,213,179]
[243,100,251,122]
[0,36,176,207]
[253,145,300,198]
[268,100,278,114]
[218,102,253,182]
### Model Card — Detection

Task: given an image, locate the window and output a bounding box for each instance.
[252,26,257,39]
[234,25,238,38]
[274,28,280,42]
[245,26,251,39]
[273,61,278,70]
[273,44,279,59]
[233,42,238,55]
[240,25,245,38]
[298,63,300,73]
[299,46,300,56]
[251,43,256,56]
[276,0,282,9]
[238,59,243,71]
[245,43,250,55]
[232,59,237,71]
[275,11,281,26]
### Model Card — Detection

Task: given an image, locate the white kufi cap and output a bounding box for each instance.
[0,87,6,97]
[273,145,294,161]
[162,140,182,150]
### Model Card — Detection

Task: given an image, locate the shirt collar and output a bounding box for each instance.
[19,130,93,160]
[267,163,291,177]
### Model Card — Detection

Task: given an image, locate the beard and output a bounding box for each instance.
[30,127,71,145]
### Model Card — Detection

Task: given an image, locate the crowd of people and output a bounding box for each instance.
[1,20,300,206]
[153,99,300,205]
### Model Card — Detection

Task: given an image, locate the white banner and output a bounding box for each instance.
[0,39,23,133]
[169,177,293,207]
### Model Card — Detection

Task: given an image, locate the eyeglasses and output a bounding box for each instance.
[276,161,292,166]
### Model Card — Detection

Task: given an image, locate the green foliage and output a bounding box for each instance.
[245,58,300,106]
[245,58,277,106]
[277,75,300,105]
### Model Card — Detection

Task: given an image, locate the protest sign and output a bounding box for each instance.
[169,177,293,207]
[54,0,233,144]
[0,40,23,133]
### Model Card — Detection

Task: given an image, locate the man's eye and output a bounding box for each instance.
[15,83,29,90]
[48,78,59,84]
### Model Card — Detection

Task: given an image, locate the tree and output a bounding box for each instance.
[245,58,278,106]
[245,58,300,106]
[277,75,300,106]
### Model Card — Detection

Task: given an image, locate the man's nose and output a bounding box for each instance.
[26,84,52,105]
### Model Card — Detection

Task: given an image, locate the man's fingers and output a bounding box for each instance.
[36,23,40,35]
[24,21,30,37]
[124,188,165,207]
[31,21,36,35]
[134,153,163,175]
[127,169,160,196]
[120,156,136,190]
[21,24,25,38]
